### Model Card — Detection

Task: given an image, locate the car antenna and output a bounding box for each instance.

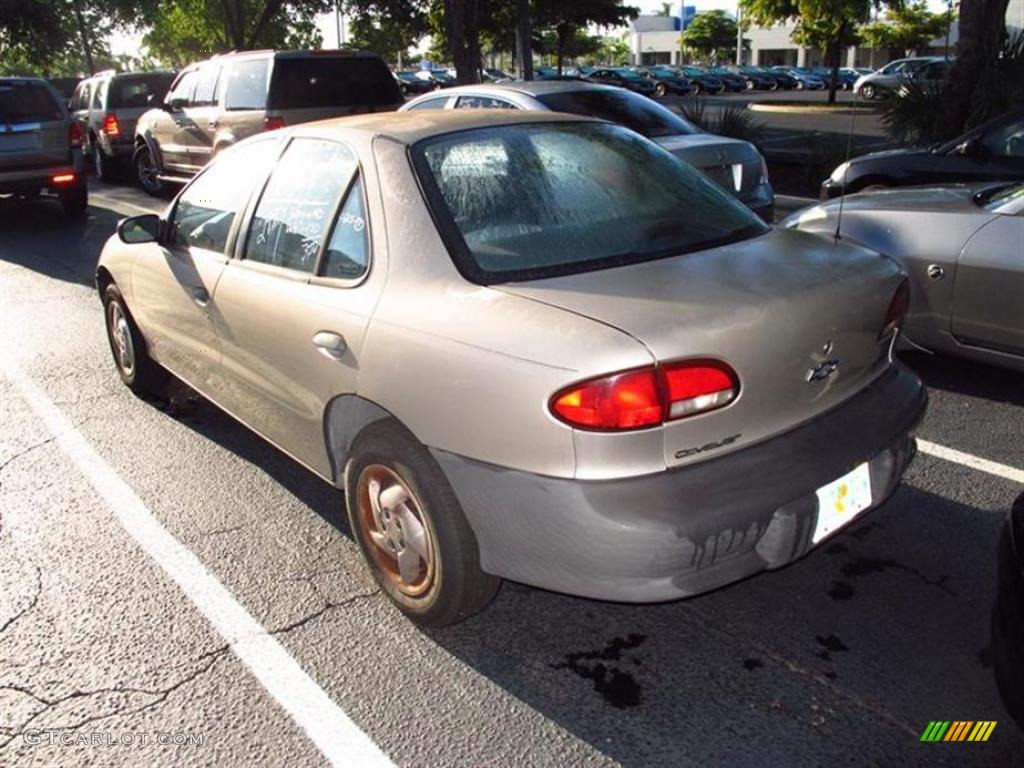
[833,82,858,242]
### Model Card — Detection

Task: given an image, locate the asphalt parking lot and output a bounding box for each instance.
[1,180,1022,767]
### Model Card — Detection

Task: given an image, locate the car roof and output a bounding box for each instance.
[0,76,50,85]
[409,81,624,100]
[294,109,602,145]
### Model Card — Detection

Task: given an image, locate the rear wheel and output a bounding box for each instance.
[860,83,876,100]
[102,284,168,396]
[133,144,164,196]
[745,79,755,90]
[691,83,702,95]
[58,179,87,218]
[654,82,667,98]
[768,79,779,91]
[345,422,500,627]
[796,80,805,90]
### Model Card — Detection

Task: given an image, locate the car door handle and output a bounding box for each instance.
[312,331,347,360]
[207,120,219,128]
[191,286,210,306]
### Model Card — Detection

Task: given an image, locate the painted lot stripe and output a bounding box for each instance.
[1,357,394,768]
[918,439,1024,484]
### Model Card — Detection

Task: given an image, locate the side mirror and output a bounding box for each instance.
[118,214,161,244]
[955,138,980,157]
[163,97,187,112]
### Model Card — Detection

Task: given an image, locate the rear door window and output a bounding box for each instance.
[322,176,369,279]
[455,96,517,110]
[108,73,176,109]
[406,97,450,111]
[244,138,359,272]
[223,58,269,111]
[267,56,401,109]
[0,82,63,123]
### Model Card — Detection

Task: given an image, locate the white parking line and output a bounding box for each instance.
[917,439,1024,484]
[1,358,394,768]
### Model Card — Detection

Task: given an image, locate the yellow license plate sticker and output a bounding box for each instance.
[813,463,872,543]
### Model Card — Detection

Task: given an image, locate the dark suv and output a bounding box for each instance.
[132,49,402,196]
[0,77,87,216]
[70,70,177,180]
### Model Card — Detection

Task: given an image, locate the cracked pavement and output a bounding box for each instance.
[0,181,1021,766]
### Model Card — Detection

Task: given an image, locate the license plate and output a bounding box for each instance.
[813,463,872,543]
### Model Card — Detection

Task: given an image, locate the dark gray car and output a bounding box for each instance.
[0,77,87,216]
[400,81,775,220]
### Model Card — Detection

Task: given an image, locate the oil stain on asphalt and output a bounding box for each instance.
[551,634,646,709]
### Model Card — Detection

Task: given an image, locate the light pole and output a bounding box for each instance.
[736,5,743,65]
[335,1,345,48]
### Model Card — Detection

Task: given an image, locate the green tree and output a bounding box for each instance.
[946,0,1013,129]
[859,3,952,56]
[535,0,638,73]
[681,10,739,63]
[349,6,429,64]
[740,0,872,103]
[1,0,160,76]
[142,0,328,69]
[598,35,631,65]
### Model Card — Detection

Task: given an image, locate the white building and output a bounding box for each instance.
[629,3,1024,69]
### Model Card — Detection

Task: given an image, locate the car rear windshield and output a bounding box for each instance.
[413,122,767,283]
[535,89,698,138]
[267,56,401,109]
[108,73,176,109]
[0,82,62,123]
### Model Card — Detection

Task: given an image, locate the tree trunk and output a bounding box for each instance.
[948,0,1011,129]
[516,0,533,80]
[556,25,570,75]
[71,0,95,75]
[445,0,479,84]
[826,21,847,106]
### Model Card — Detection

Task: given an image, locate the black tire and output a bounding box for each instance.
[654,82,667,98]
[796,81,804,90]
[768,79,779,91]
[745,79,754,90]
[102,284,169,397]
[133,143,165,197]
[691,83,701,95]
[860,83,876,100]
[58,179,87,218]
[345,422,500,627]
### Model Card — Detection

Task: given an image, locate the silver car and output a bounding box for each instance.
[786,183,1024,372]
[854,57,944,100]
[400,81,775,221]
[97,111,925,626]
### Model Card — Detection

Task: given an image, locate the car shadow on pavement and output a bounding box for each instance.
[144,383,1023,767]
[0,196,121,288]
[900,351,1024,407]
[421,483,1021,768]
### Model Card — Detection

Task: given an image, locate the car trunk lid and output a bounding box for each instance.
[654,133,761,198]
[497,227,903,469]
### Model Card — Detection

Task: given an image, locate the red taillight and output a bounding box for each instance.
[102,113,120,136]
[263,115,285,132]
[550,360,739,432]
[69,122,83,148]
[662,362,737,419]
[880,277,910,340]
[51,173,76,184]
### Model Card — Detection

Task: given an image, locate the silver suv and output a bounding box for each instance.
[70,70,177,181]
[132,49,402,196]
[0,77,87,217]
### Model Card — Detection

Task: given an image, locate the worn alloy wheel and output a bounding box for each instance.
[356,464,435,597]
[860,83,875,100]
[107,300,136,380]
[654,82,667,98]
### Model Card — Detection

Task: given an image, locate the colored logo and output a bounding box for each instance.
[920,721,997,742]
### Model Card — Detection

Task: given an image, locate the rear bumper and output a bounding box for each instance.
[0,156,84,194]
[433,362,926,602]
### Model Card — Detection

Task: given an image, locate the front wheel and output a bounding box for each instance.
[133,144,164,196]
[345,423,500,627]
[796,81,805,90]
[860,84,876,100]
[745,79,754,90]
[654,82,667,98]
[691,83,701,95]
[102,284,169,396]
